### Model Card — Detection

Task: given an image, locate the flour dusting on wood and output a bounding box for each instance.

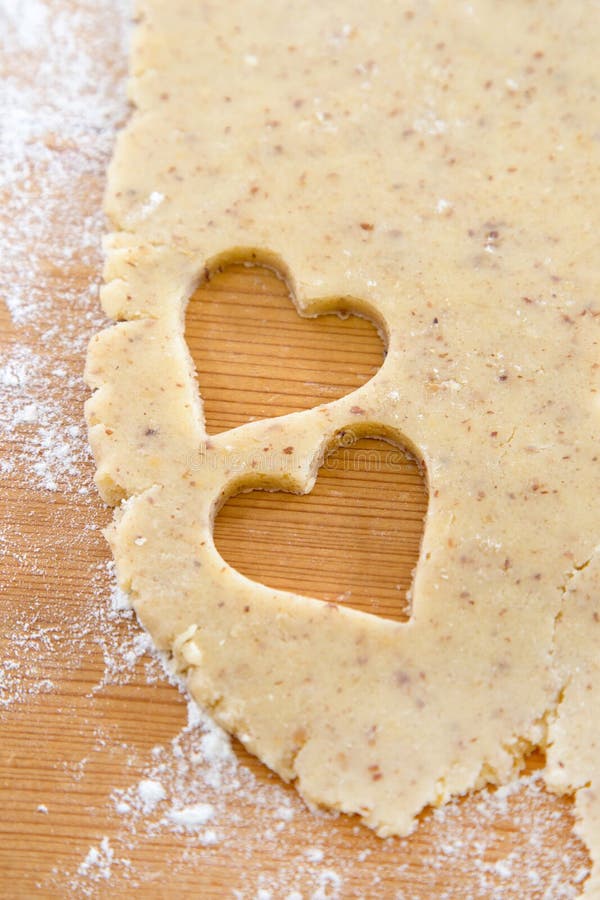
[0,1,591,897]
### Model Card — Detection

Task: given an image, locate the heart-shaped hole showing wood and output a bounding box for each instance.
[214,436,428,622]
[185,262,386,434]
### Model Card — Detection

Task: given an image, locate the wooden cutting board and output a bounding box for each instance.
[0,3,590,897]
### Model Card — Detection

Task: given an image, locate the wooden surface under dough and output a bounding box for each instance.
[0,260,591,898]
[194,265,427,622]
[0,2,591,893]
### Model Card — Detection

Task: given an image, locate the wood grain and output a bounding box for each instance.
[215,438,426,621]
[0,4,591,897]
[186,264,385,434]
[0,263,590,900]
[190,264,427,621]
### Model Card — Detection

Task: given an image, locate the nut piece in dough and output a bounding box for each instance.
[85,1,600,890]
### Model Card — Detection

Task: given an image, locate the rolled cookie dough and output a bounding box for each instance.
[85,0,600,887]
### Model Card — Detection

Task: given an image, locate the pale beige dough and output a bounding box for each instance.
[85,0,600,889]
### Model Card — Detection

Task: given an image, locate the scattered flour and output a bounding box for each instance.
[136,779,167,814]
[75,837,132,897]
[0,1,592,898]
[167,802,215,830]
[77,837,114,882]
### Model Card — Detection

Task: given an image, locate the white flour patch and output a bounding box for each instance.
[77,837,114,881]
[136,779,167,814]
[166,802,215,830]
[74,837,131,897]
[0,1,592,899]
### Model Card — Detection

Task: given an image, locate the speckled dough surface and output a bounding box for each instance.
[85,1,600,891]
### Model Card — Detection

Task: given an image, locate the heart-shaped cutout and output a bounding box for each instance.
[185,262,386,434]
[214,434,428,622]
